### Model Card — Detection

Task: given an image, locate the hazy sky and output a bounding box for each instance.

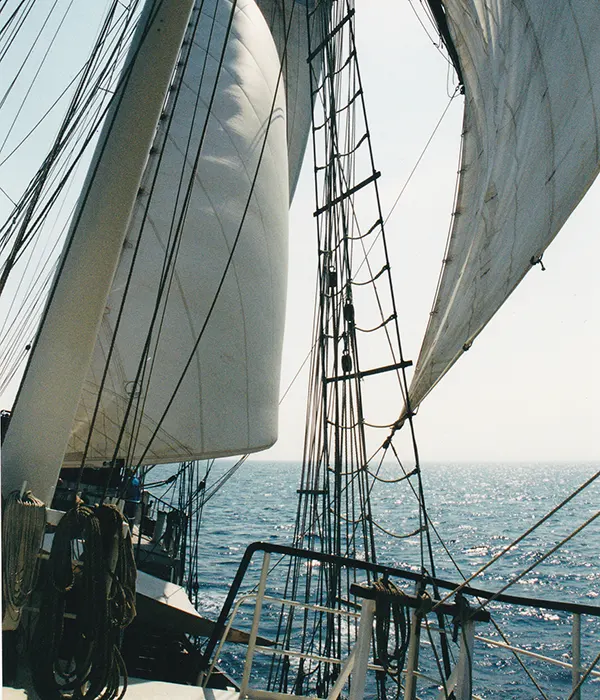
[262,1,600,463]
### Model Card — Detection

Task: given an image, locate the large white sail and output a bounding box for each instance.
[1,0,196,502]
[66,0,291,466]
[409,0,600,410]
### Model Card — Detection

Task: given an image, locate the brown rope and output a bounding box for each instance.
[2,489,46,628]
[373,579,410,700]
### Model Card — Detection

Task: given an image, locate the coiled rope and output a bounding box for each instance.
[373,579,411,700]
[31,503,136,700]
[1,488,46,630]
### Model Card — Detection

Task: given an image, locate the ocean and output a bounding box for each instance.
[148,461,600,699]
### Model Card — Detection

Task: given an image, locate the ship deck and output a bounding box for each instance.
[3,678,240,699]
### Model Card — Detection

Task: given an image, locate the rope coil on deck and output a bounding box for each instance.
[1,489,46,630]
[31,503,136,700]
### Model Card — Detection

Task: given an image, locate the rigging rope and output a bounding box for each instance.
[383,91,457,228]
[74,0,232,473]
[66,0,183,485]
[366,456,557,698]
[434,467,600,611]
[373,579,410,700]
[129,6,224,468]
[0,0,36,62]
[1,488,46,629]
[131,0,294,469]
[0,0,71,151]
[266,0,449,693]
[567,648,600,700]
[0,1,141,394]
[470,508,600,618]
[423,615,454,700]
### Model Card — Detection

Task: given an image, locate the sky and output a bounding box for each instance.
[261,1,600,464]
[0,1,598,466]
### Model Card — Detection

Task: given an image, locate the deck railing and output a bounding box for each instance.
[200,542,600,699]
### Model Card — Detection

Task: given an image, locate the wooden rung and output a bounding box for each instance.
[314,172,381,217]
[325,360,412,384]
[307,10,355,63]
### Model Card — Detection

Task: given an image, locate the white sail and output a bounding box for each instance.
[256,0,318,199]
[1,0,196,502]
[65,0,290,466]
[408,0,600,411]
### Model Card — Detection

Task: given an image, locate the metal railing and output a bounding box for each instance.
[200,542,600,699]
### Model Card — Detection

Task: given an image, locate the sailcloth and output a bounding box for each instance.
[256,0,320,199]
[66,0,296,465]
[409,0,600,410]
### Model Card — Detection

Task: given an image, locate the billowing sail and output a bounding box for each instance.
[66,0,293,465]
[256,0,317,199]
[408,0,600,410]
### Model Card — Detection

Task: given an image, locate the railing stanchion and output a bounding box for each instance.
[455,619,475,700]
[403,609,422,700]
[348,598,376,700]
[240,551,271,697]
[572,613,581,700]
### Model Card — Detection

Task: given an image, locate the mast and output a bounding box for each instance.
[266,1,445,695]
[1,0,195,504]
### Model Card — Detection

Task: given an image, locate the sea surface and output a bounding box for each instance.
[148,461,600,699]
